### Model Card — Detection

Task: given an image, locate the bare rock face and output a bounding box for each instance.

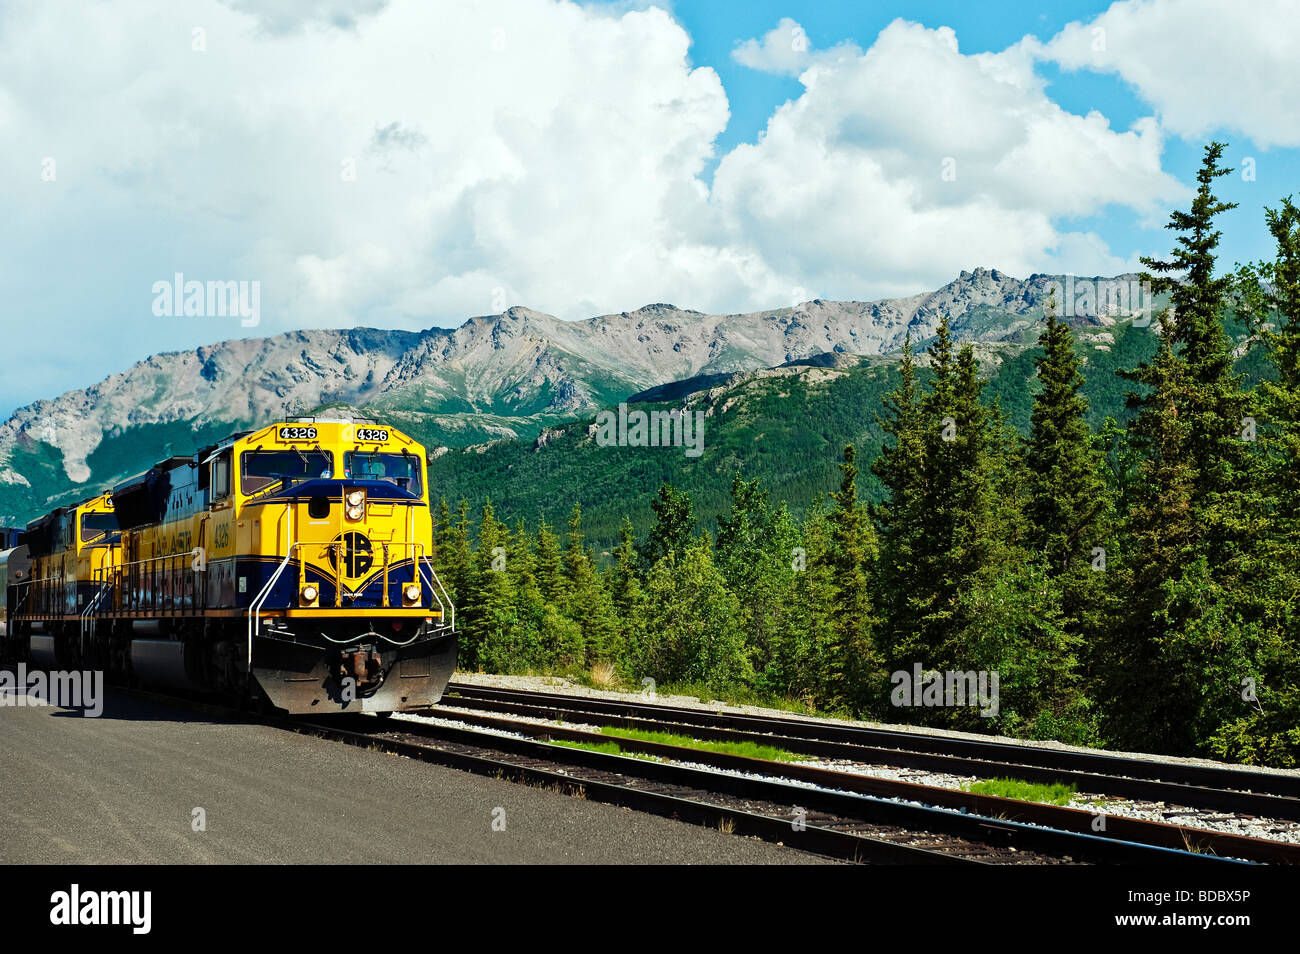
[0,268,1098,489]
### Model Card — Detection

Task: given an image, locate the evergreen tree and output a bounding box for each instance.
[1024,295,1111,634]
[776,501,839,709]
[872,333,928,666]
[431,496,452,566]
[1136,141,1257,571]
[827,445,881,712]
[442,498,473,605]
[608,517,647,675]
[639,482,696,569]
[534,518,567,606]
[912,324,1013,669]
[1214,197,1300,765]
[504,518,548,670]
[563,502,618,664]
[463,501,515,670]
[1106,142,1265,752]
[639,542,751,689]
[716,474,801,677]
[1246,197,1300,545]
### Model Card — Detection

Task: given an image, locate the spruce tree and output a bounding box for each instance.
[563,503,617,664]
[828,445,880,712]
[1251,198,1300,543]
[444,498,473,606]
[639,482,695,569]
[464,501,515,670]
[1025,295,1110,633]
[871,333,927,666]
[1214,197,1300,765]
[534,518,567,606]
[609,517,647,674]
[780,501,839,709]
[1137,140,1256,569]
[716,473,799,673]
[1107,142,1264,752]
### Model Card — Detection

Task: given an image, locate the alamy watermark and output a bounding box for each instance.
[50,884,150,934]
[152,272,260,327]
[890,664,999,718]
[0,665,104,717]
[594,403,704,458]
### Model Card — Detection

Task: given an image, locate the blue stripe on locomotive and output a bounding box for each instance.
[232,557,433,611]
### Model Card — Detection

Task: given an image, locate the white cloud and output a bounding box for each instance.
[731,17,863,79]
[0,1,738,365]
[0,2,1200,412]
[220,0,389,34]
[711,19,1187,299]
[732,17,817,76]
[1027,0,1300,148]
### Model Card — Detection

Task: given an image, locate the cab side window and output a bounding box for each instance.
[212,452,232,501]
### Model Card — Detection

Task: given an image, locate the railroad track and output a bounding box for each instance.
[407,705,1300,864]
[287,711,1259,866]
[440,682,1300,823]
[31,679,1284,866]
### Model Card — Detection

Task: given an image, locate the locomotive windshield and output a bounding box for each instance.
[344,452,423,496]
[241,450,333,495]
[80,512,119,542]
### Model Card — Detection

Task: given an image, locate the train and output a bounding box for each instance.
[0,419,457,715]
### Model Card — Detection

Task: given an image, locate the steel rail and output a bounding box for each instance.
[441,683,1300,820]
[425,706,1300,864]
[35,680,1258,866]
[291,716,976,865]
[81,682,973,864]
[340,714,1249,866]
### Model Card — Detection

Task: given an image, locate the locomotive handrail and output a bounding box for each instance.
[79,577,113,648]
[112,550,206,616]
[417,554,454,631]
[11,585,30,618]
[20,572,70,617]
[22,572,69,589]
[247,541,303,667]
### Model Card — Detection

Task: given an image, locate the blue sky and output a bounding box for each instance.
[1,0,1297,419]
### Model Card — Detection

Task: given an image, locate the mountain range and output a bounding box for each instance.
[0,267,1164,528]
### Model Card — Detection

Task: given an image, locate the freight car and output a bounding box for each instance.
[0,419,457,714]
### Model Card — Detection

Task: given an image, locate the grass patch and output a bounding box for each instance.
[598,726,809,763]
[548,727,808,763]
[549,738,660,761]
[965,777,1077,806]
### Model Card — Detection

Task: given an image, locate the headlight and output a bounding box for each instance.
[301,584,319,604]
[346,490,365,507]
[403,583,421,604]
[346,503,364,521]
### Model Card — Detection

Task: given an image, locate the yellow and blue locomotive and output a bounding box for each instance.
[0,419,457,714]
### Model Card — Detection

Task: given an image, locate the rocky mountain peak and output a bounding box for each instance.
[0,268,1138,522]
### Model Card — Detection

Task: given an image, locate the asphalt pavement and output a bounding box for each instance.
[0,689,827,864]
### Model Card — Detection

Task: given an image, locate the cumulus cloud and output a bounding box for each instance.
[1026,0,1300,148]
[220,0,389,34]
[732,17,817,76]
[0,1,1205,412]
[731,17,862,79]
[712,19,1186,299]
[0,0,740,406]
